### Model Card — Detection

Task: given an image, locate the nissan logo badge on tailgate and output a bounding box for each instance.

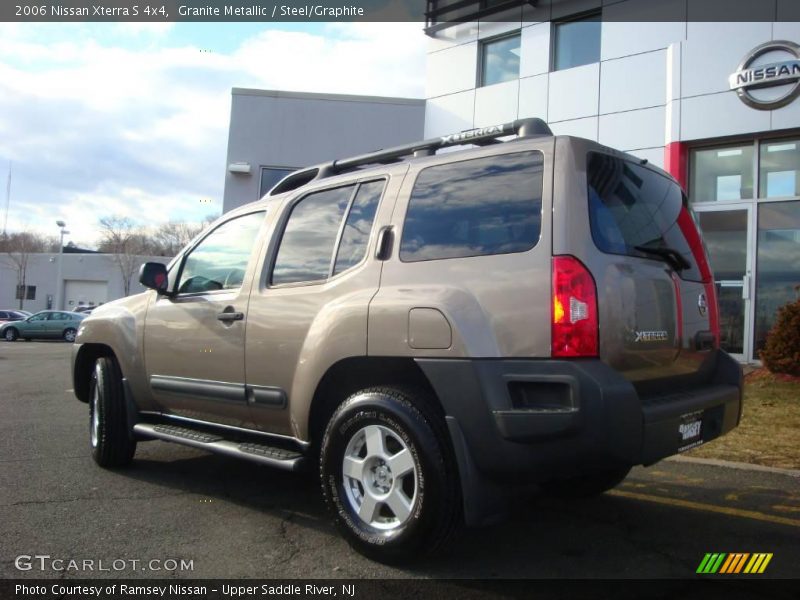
[698,293,708,316]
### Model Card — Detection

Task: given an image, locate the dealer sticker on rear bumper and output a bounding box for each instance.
[678,411,704,452]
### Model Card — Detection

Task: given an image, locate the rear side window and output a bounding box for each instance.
[272,179,385,285]
[333,180,384,275]
[272,186,354,285]
[587,152,703,282]
[400,151,544,262]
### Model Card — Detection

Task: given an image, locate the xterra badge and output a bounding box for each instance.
[634,330,668,342]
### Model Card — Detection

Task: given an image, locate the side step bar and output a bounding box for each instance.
[132,423,306,472]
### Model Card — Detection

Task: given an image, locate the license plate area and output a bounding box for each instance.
[678,410,703,451]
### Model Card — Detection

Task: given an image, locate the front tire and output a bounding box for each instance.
[4,328,18,341]
[89,357,136,468]
[320,387,461,563]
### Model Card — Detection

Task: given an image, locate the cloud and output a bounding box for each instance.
[0,22,426,246]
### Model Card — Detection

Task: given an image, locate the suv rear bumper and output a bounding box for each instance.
[415,352,742,525]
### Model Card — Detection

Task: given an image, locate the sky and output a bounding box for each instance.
[0,22,427,246]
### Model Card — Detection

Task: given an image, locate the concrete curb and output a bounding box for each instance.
[667,455,800,478]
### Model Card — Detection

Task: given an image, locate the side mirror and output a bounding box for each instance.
[139,262,169,294]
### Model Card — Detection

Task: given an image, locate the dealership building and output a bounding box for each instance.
[419,9,800,364]
[223,8,800,364]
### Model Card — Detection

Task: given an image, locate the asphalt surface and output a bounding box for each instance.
[1,342,798,579]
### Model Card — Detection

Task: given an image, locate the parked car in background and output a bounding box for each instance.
[0,310,29,324]
[1,310,86,342]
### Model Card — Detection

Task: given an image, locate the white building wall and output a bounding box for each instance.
[425,14,800,163]
[0,253,169,313]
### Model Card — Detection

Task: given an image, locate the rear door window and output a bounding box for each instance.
[400,151,544,262]
[587,152,703,282]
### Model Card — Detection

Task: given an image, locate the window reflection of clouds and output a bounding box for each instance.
[755,200,800,350]
[481,34,520,86]
[588,152,702,282]
[272,186,354,285]
[400,152,543,262]
[334,181,384,275]
[180,212,265,292]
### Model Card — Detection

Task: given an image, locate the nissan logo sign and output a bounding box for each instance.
[729,40,800,110]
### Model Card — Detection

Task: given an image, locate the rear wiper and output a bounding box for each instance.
[634,245,691,272]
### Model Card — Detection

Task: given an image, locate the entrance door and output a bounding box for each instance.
[695,207,753,361]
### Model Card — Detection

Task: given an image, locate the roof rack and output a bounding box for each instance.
[269,117,552,196]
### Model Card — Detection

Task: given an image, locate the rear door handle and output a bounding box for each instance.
[375,226,394,260]
[217,309,244,322]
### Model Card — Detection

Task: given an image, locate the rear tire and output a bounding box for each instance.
[543,466,631,498]
[4,328,18,341]
[63,328,77,343]
[89,357,136,468]
[320,387,461,563]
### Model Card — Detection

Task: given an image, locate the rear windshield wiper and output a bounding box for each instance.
[634,245,691,272]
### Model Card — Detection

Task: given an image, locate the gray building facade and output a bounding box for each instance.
[222,88,425,213]
[1,252,169,313]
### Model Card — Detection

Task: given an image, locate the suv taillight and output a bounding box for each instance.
[552,255,598,357]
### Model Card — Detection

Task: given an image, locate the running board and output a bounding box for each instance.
[132,423,306,472]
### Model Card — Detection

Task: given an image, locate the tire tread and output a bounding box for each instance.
[91,356,136,468]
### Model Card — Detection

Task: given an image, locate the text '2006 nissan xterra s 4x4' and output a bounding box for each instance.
[72,119,743,563]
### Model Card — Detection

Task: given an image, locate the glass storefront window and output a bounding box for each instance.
[697,211,749,355]
[759,138,800,199]
[755,200,800,353]
[689,144,754,203]
[696,211,748,280]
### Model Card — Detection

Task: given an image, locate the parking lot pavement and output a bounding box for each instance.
[1,342,798,579]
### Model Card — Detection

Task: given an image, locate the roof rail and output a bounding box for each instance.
[269,117,552,196]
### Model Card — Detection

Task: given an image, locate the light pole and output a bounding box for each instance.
[55,220,69,310]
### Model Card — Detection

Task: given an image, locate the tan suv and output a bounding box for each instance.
[72,119,743,562]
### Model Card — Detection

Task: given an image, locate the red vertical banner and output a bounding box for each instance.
[664,142,688,191]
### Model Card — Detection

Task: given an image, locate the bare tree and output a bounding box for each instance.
[97,216,149,297]
[145,214,217,256]
[0,231,47,309]
[151,220,205,256]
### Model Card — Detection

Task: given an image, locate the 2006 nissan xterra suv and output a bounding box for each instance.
[72,119,743,562]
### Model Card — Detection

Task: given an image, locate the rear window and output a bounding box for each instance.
[587,152,703,282]
[400,151,543,262]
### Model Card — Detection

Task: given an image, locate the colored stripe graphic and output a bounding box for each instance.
[701,553,774,575]
[733,553,749,573]
[696,553,713,573]
[744,554,759,573]
[719,554,735,574]
[697,553,727,574]
[710,553,726,573]
[743,553,774,574]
